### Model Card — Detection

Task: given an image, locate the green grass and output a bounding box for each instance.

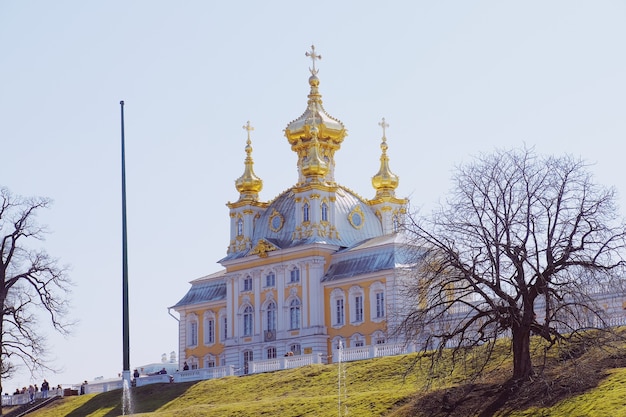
[23,335,626,417]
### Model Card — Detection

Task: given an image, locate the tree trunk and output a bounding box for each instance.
[511,325,532,381]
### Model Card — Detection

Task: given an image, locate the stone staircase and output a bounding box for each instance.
[3,396,61,417]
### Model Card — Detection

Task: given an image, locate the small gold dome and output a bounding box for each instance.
[235,121,263,201]
[372,118,399,197]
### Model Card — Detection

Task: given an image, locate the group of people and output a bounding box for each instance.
[12,379,58,403]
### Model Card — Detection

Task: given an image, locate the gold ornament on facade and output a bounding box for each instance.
[250,239,278,258]
[348,205,366,229]
[269,209,284,232]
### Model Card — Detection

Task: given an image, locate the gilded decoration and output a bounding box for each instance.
[269,209,284,232]
[348,205,365,229]
[250,239,278,258]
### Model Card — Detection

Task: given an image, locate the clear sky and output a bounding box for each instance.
[1,1,625,390]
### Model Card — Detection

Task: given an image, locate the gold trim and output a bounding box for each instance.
[348,205,365,229]
[269,209,284,232]
[250,239,278,258]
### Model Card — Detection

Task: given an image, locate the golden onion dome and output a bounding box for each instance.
[235,121,263,201]
[284,46,346,184]
[284,73,346,147]
[372,118,399,197]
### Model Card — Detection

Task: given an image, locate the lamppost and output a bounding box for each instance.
[120,100,131,386]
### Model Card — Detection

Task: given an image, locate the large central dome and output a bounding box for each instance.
[284,46,347,186]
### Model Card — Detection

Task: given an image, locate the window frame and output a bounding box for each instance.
[243,276,253,292]
[243,305,254,336]
[203,312,215,345]
[290,267,300,283]
[289,298,301,330]
[303,202,310,223]
[266,347,277,359]
[321,202,328,222]
[266,301,277,331]
[354,294,364,323]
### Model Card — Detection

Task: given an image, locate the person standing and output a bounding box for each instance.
[41,380,49,399]
[27,385,34,403]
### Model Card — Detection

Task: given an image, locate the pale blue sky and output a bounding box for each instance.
[1,1,625,389]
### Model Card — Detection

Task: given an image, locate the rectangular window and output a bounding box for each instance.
[205,319,215,344]
[335,299,344,325]
[222,317,228,340]
[189,321,198,346]
[355,295,363,322]
[376,292,385,318]
[243,277,253,291]
[205,359,215,368]
[265,273,275,287]
[355,340,364,347]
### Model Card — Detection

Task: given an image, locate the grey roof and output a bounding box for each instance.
[321,234,414,282]
[171,278,226,308]
[221,185,383,262]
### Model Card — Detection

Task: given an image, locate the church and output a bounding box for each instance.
[171,46,410,374]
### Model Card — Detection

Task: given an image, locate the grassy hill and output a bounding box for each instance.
[23,335,626,417]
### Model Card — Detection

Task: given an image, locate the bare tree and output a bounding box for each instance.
[399,148,626,383]
[0,187,71,410]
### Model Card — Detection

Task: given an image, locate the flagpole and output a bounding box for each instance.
[120,100,131,386]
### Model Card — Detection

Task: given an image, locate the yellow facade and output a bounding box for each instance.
[172,46,408,372]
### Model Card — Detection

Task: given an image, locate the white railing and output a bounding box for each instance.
[1,388,64,407]
[85,379,124,394]
[171,365,236,383]
[135,374,171,386]
[249,353,323,374]
[332,343,410,363]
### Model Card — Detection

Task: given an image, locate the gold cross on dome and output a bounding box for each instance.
[378,117,389,139]
[305,45,322,75]
[242,120,254,142]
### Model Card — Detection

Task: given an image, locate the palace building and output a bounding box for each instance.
[170,46,410,374]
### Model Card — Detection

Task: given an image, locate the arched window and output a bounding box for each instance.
[204,354,216,368]
[289,299,301,330]
[266,301,276,331]
[303,203,310,222]
[372,330,386,345]
[321,202,328,222]
[392,215,400,232]
[237,218,243,236]
[289,343,301,355]
[243,305,253,336]
[266,347,277,359]
[243,276,253,291]
[290,267,300,283]
[350,333,365,348]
